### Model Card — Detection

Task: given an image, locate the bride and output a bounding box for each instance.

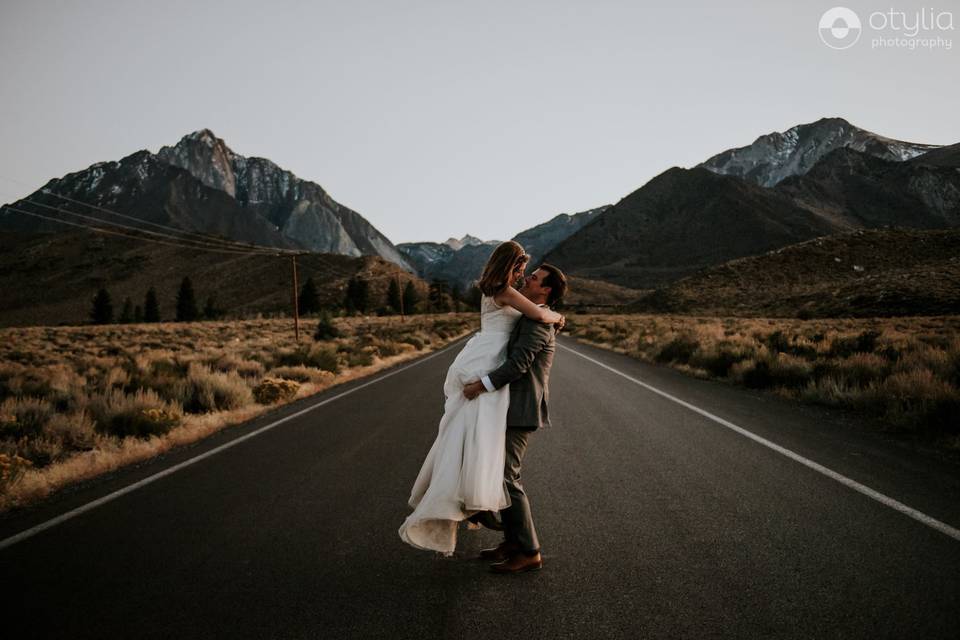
[399,241,564,556]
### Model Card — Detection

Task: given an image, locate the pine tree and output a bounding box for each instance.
[298,277,320,315]
[428,279,451,312]
[203,294,221,320]
[344,277,370,314]
[91,288,113,325]
[144,287,160,323]
[387,277,402,313]
[466,284,482,310]
[314,309,341,340]
[133,304,143,323]
[118,297,134,323]
[175,276,199,322]
[402,281,420,314]
[450,283,463,312]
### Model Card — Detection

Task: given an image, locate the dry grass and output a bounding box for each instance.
[0,313,476,512]
[566,313,960,450]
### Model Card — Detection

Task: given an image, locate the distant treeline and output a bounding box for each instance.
[88,276,481,325]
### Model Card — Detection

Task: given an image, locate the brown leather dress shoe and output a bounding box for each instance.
[490,551,542,573]
[479,540,519,562]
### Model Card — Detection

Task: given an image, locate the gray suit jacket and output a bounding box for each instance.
[485,312,557,430]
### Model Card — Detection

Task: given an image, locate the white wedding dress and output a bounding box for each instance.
[399,294,522,555]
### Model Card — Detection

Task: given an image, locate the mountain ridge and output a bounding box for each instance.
[0,129,411,269]
[699,116,941,187]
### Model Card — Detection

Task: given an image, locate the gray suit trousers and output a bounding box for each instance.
[499,428,540,554]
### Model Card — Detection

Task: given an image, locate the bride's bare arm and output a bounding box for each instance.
[495,286,562,324]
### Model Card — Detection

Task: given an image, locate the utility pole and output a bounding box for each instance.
[292,254,300,342]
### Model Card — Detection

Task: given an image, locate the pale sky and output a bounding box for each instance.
[1,0,956,244]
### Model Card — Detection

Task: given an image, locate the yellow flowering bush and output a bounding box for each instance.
[253,377,300,405]
[0,452,33,491]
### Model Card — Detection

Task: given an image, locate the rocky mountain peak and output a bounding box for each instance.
[158,129,240,197]
[443,234,489,251]
[699,117,941,187]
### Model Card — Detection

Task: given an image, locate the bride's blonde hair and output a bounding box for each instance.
[477,241,529,297]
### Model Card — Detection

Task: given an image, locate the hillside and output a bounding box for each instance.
[544,166,840,288]
[629,228,960,318]
[0,230,426,328]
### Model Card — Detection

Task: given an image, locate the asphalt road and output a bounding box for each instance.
[2,335,960,639]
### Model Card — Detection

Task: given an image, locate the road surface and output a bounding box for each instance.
[2,335,959,639]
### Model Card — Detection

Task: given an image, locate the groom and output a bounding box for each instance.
[462,263,567,574]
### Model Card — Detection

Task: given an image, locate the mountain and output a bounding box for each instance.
[399,206,609,290]
[0,129,411,269]
[543,166,841,288]
[563,276,646,308]
[629,227,960,318]
[699,117,941,187]
[545,122,960,291]
[0,228,427,328]
[512,206,610,265]
[157,129,411,268]
[0,150,304,250]
[397,241,498,291]
[443,234,493,251]
[912,143,960,168]
[776,147,960,230]
[396,241,456,272]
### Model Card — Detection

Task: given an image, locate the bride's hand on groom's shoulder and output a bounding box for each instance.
[554,314,565,332]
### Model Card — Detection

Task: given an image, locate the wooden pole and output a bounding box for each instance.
[292,254,300,343]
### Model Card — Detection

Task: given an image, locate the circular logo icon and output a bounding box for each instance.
[819,7,862,49]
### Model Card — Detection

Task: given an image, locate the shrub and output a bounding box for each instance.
[307,345,340,373]
[0,452,33,491]
[828,330,881,358]
[695,346,750,378]
[88,388,182,438]
[0,396,54,439]
[740,354,811,390]
[741,358,773,389]
[45,410,97,451]
[314,312,341,341]
[204,353,265,379]
[399,334,424,350]
[833,353,889,388]
[879,369,960,433]
[253,378,300,405]
[655,336,699,364]
[377,341,403,357]
[176,363,253,413]
[348,350,375,367]
[266,366,335,384]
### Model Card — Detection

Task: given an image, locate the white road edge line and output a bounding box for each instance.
[559,341,960,543]
[0,336,470,552]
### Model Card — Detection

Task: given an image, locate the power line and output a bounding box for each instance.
[0,173,304,255]
[1,175,421,282]
[17,197,296,256]
[5,198,294,256]
[1,205,290,256]
[36,189,304,255]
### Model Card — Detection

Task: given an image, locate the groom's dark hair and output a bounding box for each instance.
[537,263,567,306]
